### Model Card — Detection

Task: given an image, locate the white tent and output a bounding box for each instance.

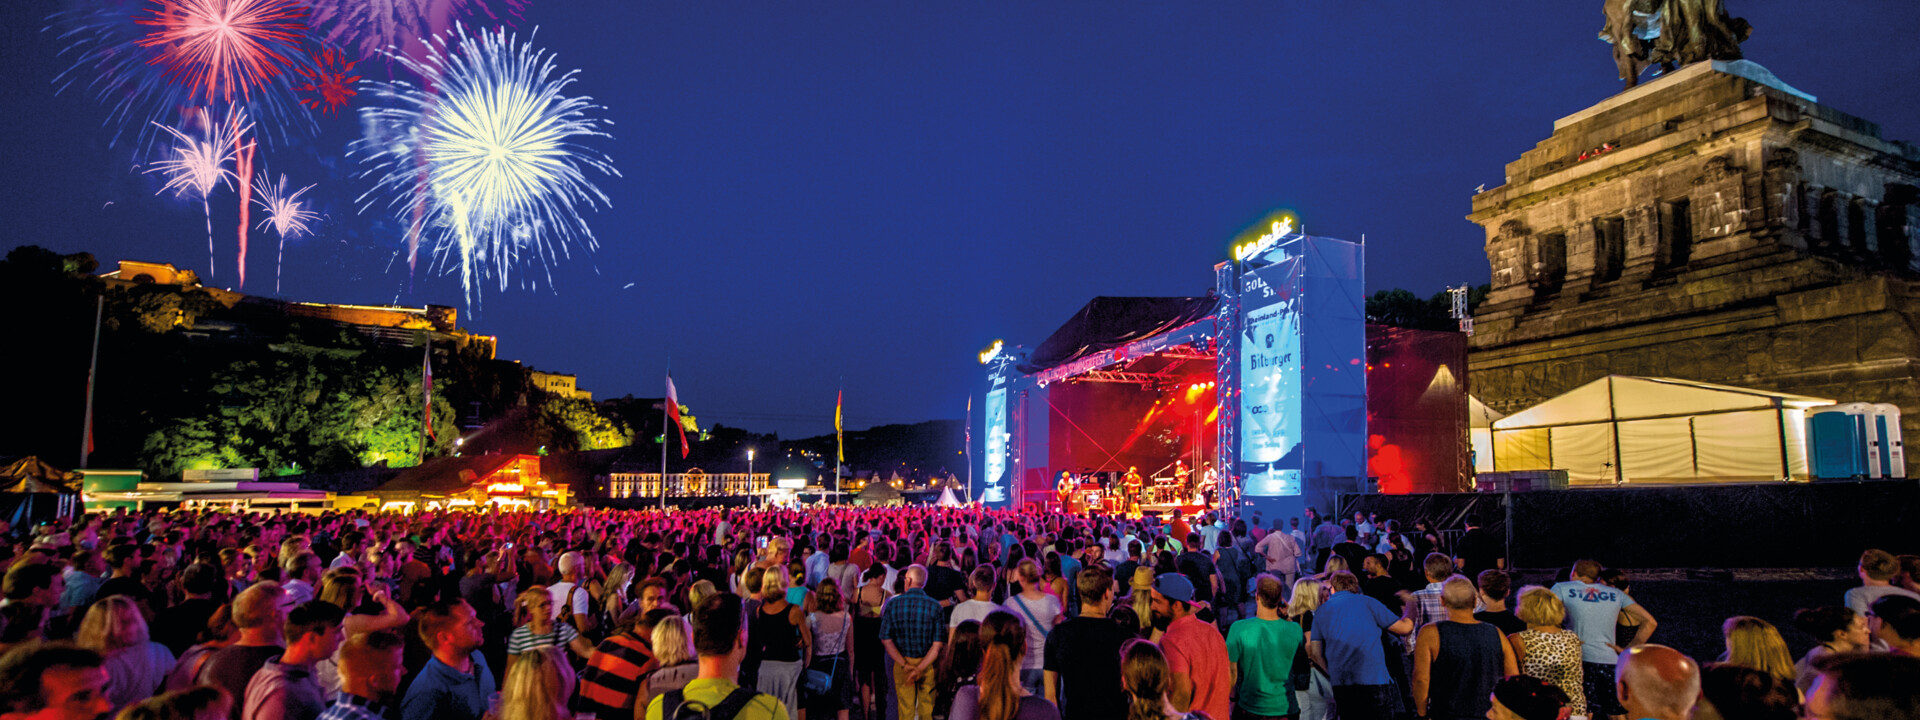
[936,485,963,507]
[1490,376,1832,485]
[1469,396,1505,474]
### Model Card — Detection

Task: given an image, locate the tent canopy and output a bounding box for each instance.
[1494,376,1831,431]
[1489,376,1833,485]
[0,457,80,494]
[1020,296,1217,372]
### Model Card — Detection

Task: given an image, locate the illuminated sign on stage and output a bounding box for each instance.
[1239,257,1304,497]
[983,387,1008,504]
[1233,217,1296,263]
[486,482,526,494]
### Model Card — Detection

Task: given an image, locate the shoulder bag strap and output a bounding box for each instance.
[710,687,764,720]
[1011,595,1050,638]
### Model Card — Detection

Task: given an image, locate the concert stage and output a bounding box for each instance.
[977,219,1391,524]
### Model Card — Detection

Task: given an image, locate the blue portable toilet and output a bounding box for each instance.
[1807,405,1869,480]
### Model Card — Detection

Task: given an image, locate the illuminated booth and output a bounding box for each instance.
[366,454,570,511]
[978,220,1373,523]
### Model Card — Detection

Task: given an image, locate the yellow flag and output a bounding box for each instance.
[835,389,844,464]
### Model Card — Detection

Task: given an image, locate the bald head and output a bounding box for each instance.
[1616,644,1700,719]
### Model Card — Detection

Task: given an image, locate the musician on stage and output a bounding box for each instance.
[1200,461,1219,507]
[1057,470,1075,511]
[1174,460,1191,497]
[1122,466,1144,513]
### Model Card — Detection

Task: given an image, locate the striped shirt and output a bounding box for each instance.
[578,633,656,718]
[506,622,578,655]
[315,693,393,720]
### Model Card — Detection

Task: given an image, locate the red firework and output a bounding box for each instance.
[136,0,310,105]
[295,46,361,115]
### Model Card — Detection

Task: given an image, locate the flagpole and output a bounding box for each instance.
[835,383,843,506]
[79,295,104,469]
[419,340,432,464]
[965,395,973,506]
[661,374,670,512]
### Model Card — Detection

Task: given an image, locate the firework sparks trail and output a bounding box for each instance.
[352,23,619,306]
[136,0,310,106]
[252,171,320,294]
[149,107,252,281]
[306,0,527,65]
[235,133,257,289]
[295,46,362,115]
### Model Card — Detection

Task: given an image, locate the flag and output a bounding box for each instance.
[835,389,844,464]
[665,374,690,458]
[421,344,434,440]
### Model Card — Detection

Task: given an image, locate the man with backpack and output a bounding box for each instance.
[645,592,788,720]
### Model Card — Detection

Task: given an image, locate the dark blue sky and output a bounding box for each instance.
[5,1,1918,438]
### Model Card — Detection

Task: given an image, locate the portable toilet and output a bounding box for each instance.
[1871,403,1906,479]
[1807,405,1870,480]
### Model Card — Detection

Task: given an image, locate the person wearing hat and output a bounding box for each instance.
[1489,675,1571,720]
[1150,573,1230,720]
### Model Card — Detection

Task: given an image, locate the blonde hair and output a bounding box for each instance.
[1322,555,1350,575]
[1286,579,1324,619]
[759,568,787,596]
[1721,616,1795,683]
[318,569,363,609]
[500,647,575,720]
[516,586,553,625]
[687,579,717,610]
[1517,587,1566,627]
[78,595,150,653]
[651,615,696,667]
[1120,638,1174,720]
[1016,558,1042,587]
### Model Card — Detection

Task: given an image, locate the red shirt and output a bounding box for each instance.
[1161,614,1231,720]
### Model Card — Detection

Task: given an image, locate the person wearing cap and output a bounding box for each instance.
[1488,675,1571,720]
[1149,572,1230,720]
[1310,571,1414,720]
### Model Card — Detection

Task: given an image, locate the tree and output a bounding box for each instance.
[1365,284,1490,331]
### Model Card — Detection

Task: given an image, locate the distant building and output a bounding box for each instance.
[531,371,593,400]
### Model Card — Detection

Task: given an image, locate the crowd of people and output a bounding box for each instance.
[0,504,1912,720]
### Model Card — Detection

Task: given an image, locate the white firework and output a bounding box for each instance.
[351,23,618,304]
[149,107,253,281]
[253,171,321,294]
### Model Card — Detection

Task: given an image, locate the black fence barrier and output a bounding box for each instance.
[1341,480,1920,569]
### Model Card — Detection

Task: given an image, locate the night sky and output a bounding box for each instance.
[4,1,1918,439]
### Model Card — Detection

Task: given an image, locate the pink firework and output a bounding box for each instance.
[149,107,253,281]
[135,0,311,106]
[253,171,320,294]
[306,0,527,63]
[295,46,361,114]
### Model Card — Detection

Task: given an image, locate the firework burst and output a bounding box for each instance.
[149,107,254,281]
[353,23,618,305]
[135,0,311,105]
[295,46,362,115]
[307,0,528,64]
[48,2,315,154]
[253,171,321,294]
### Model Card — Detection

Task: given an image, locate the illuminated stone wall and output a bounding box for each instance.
[1467,62,1920,475]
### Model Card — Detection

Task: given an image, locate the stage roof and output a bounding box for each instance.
[1021,296,1217,373]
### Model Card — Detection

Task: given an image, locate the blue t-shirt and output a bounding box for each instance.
[1551,580,1636,664]
[1313,591,1402,686]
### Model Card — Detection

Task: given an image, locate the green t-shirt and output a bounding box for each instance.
[644,677,788,720]
[1226,616,1303,716]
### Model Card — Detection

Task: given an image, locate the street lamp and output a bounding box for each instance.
[747,448,755,494]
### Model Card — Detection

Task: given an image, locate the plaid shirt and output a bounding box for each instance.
[879,587,943,659]
[1404,581,1446,651]
[316,693,394,720]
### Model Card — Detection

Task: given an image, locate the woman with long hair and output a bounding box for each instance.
[499,646,576,720]
[938,620,986,717]
[1287,578,1332,720]
[1002,559,1060,694]
[79,594,178,711]
[600,562,637,630]
[853,563,892,720]
[806,578,856,720]
[1718,616,1796,685]
[1790,606,1870,694]
[1119,638,1206,720]
[509,586,596,658]
[950,611,1059,720]
[113,685,231,720]
[750,568,811,720]
[639,615,700,709]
